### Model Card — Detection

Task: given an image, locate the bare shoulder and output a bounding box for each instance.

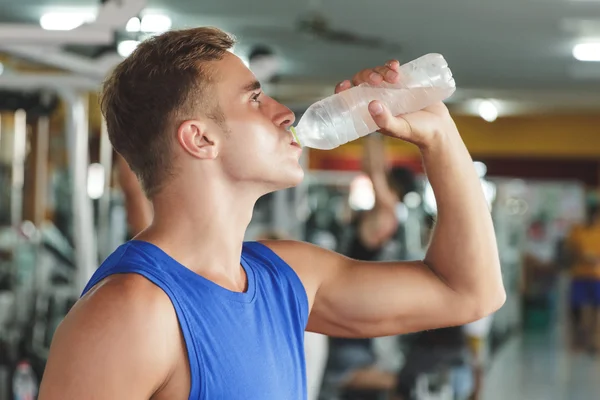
[258,240,348,302]
[79,273,172,314]
[259,239,347,262]
[72,274,178,342]
[39,274,182,399]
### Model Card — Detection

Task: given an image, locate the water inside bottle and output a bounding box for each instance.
[293,72,455,150]
[338,85,455,135]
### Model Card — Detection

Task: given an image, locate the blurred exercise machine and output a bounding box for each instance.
[0,84,103,399]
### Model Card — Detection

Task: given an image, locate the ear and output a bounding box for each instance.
[177,120,218,160]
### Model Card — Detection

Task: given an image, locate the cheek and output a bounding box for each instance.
[220,119,281,174]
[228,117,280,154]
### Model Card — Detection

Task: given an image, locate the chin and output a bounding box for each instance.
[289,168,305,187]
[282,167,305,189]
[269,166,305,191]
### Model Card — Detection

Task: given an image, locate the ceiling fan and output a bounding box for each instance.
[240,0,403,52]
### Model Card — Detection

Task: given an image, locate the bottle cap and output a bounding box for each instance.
[290,126,302,147]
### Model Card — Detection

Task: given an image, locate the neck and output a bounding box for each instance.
[137,177,260,282]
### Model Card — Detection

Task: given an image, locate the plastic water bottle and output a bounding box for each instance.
[11,361,37,400]
[290,54,456,150]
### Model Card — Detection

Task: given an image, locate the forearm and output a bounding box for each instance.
[363,134,397,209]
[362,133,386,177]
[422,124,504,306]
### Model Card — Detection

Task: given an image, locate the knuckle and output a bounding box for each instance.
[361,69,374,78]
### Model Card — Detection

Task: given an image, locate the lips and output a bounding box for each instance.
[289,131,301,148]
[286,126,302,150]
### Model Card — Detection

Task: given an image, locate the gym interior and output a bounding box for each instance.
[1,1,600,399]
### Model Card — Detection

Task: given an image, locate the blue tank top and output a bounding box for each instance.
[81,240,309,399]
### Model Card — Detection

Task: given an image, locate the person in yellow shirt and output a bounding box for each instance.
[568,203,600,352]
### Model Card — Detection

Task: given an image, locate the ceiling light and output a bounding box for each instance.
[573,43,600,61]
[40,12,95,31]
[478,100,498,122]
[117,40,140,58]
[126,17,141,32]
[140,15,172,33]
[248,45,280,82]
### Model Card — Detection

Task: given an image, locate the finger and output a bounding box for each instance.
[335,80,352,94]
[385,60,400,70]
[352,69,383,86]
[373,66,400,84]
[368,101,411,137]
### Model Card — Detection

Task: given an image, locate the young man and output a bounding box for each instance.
[38,27,505,399]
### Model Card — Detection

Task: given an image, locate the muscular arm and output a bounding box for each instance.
[420,124,503,306]
[362,133,396,210]
[264,62,505,338]
[38,275,181,399]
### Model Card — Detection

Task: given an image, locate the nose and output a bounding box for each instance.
[273,101,296,129]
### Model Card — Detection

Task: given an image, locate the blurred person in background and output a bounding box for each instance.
[391,326,473,400]
[567,198,600,352]
[462,316,494,400]
[390,216,477,400]
[348,133,417,261]
[322,134,417,398]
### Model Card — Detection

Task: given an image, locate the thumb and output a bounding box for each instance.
[368,101,411,137]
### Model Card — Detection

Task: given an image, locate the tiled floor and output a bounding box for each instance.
[483,276,600,400]
[483,331,600,400]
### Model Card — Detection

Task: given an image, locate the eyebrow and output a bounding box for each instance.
[241,80,261,93]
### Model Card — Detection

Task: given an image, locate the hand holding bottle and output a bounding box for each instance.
[335,59,458,150]
[291,54,456,150]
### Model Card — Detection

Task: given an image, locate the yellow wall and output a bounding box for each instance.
[455,114,600,159]
[309,113,600,167]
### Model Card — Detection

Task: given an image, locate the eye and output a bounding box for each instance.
[250,91,262,103]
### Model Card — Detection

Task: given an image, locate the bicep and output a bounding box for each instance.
[262,241,476,338]
[39,278,176,399]
[307,259,476,338]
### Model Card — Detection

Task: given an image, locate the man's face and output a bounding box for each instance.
[211,52,304,193]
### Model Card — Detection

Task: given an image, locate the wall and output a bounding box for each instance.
[309,113,600,184]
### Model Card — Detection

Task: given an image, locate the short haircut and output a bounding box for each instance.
[101,27,236,198]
